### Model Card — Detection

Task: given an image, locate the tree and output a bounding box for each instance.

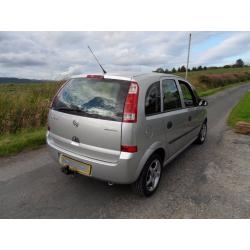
[234,59,244,67]
[203,66,207,70]
[177,67,181,72]
[164,68,170,73]
[155,67,164,73]
[192,67,197,71]
[180,65,186,72]
[172,67,177,73]
[198,65,203,71]
[223,65,231,68]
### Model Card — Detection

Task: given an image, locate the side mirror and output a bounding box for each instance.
[198,99,208,106]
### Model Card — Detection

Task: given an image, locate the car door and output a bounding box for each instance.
[178,80,203,143]
[160,77,189,158]
[143,81,166,154]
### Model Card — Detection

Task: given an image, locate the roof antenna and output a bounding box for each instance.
[88,45,107,74]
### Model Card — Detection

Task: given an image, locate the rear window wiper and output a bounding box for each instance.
[54,107,98,117]
[54,107,84,113]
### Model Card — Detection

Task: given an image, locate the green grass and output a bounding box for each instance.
[198,81,247,97]
[228,91,250,127]
[176,66,250,88]
[0,127,46,157]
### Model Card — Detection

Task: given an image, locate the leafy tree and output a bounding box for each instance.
[177,67,181,72]
[203,66,207,70]
[172,67,177,73]
[198,65,203,71]
[155,67,165,73]
[235,59,244,67]
[164,68,170,73]
[180,65,186,72]
[192,67,197,71]
[223,65,231,68]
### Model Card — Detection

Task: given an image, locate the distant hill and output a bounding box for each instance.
[0,77,56,84]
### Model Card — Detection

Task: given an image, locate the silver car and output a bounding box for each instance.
[47,72,207,196]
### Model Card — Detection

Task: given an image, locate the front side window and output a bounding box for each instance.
[52,78,130,121]
[145,81,161,116]
[179,80,196,107]
[162,79,182,111]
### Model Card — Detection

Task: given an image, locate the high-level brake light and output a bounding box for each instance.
[86,75,104,79]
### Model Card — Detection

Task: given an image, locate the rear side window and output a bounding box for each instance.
[145,81,161,116]
[162,79,182,111]
[52,78,130,121]
[179,80,197,107]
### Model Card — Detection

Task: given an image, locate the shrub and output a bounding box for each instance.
[0,82,63,135]
[198,72,250,88]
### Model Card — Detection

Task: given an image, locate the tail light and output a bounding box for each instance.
[123,81,139,123]
[121,145,138,153]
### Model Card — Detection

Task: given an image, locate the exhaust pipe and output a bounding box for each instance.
[61,166,74,175]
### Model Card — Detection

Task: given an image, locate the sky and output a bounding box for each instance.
[0,31,250,80]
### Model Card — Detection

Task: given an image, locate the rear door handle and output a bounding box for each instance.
[167,121,173,129]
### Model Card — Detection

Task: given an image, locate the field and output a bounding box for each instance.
[0,82,61,134]
[1,67,250,156]
[0,82,61,156]
[228,91,250,127]
[176,66,250,90]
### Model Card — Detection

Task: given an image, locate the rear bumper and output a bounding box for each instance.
[46,132,139,184]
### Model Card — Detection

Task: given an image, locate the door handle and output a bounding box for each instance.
[167,121,173,129]
[188,116,192,121]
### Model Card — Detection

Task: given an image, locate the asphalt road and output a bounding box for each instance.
[1,83,250,218]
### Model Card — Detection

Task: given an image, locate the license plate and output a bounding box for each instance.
[59,154,92,176]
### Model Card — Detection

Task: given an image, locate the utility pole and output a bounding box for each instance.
[185,33,191,80]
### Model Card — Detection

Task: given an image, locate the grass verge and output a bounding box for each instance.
[0,127,46,157]
[228,91,250,127]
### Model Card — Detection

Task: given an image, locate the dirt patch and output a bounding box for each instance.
[235,121,250,135]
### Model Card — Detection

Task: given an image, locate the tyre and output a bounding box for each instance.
[195,121,207,144]
[132,154,162,197]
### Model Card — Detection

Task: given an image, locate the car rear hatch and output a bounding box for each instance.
[48,75,131,163]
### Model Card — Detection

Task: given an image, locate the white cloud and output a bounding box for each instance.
[196,32,250,65]
[0,31,250,79]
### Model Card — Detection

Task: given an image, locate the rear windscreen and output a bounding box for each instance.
[52,78,130,121]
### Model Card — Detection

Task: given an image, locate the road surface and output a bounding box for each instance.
[1,83,250,218]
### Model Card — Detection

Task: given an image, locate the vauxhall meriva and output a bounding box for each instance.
[47,72,208,196]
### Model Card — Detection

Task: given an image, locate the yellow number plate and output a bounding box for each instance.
[59,154,92,176]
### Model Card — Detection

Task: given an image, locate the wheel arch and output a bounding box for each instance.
[134,142,166,182]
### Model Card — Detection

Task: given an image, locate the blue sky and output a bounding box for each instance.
[192,32,229,53]
[0,31,250,79]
